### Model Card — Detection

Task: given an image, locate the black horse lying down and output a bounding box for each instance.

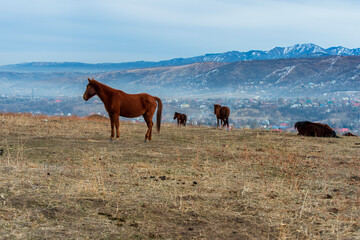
[294,121,339,138]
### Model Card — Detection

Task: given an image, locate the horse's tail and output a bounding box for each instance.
[154,96,162,132]
[226,108,230,128]
[184,115,187,126]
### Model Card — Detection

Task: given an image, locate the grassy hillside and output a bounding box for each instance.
[0,113,359,239]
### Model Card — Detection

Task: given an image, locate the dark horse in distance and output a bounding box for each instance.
[173,112,187,126]
[294,121,339,138]
[83,78,162,141]
[343,132,357,137]
[214,104,230,128]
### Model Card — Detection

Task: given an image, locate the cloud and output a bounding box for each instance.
[0,0,360,64]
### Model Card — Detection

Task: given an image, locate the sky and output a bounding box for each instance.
[1,0,360,65]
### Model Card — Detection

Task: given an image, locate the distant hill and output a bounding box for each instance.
[93,56,360,98]
[1,43,360,73]
[1,56,360,98]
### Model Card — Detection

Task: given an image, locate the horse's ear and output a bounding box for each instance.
[88,78,91,83]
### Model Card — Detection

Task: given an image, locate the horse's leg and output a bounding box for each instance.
[109,114,115,140]
[143,114,153,141]
[217,117,219,128]
[114,114,120,140]
[147,120,154,140]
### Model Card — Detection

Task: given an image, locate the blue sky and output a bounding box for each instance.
[1,0,360,65]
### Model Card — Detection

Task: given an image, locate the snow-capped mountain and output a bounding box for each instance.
[1,43,360,98]
[190,43,360,63]
[1,43,360,73]
[1,55,360,98]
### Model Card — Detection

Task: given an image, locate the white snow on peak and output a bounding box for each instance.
[282,43,329,55]
[327,46,353,55]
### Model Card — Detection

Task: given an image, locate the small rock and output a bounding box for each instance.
[350,175,360,181]
[130,221,139,227]
[328,208,339,214]
[266,191,278,199]
[322,194,332,199]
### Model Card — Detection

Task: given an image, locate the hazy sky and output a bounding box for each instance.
[1,0,360,65]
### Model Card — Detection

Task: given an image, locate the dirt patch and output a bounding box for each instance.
[86,114,109,122]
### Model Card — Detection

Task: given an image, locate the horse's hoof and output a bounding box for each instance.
[144,140,148,143]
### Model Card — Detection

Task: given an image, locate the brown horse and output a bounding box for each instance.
[173,112,187,126]
[294,121,339,138]
[214,104,230,128]
[83,78,162,141]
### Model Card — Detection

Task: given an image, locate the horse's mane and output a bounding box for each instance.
[91,80,124,94]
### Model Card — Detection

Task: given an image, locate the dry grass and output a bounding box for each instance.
[0,113,359,239]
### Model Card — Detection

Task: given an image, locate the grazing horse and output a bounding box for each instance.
[294,121,339,138]
[173,112,187,126]
[83,78,162,141]
[214,104,230,128]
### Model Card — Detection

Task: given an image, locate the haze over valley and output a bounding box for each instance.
[1,44,359,133]
[1,44,360,98]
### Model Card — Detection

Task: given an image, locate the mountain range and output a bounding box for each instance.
[1,43,360,73]
[0,43,360,98]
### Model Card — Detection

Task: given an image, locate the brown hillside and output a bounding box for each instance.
[0,114,359,239]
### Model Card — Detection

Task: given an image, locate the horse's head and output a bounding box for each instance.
[214,104,221,114]
[173,112,179,120]
[83,78,97,101]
